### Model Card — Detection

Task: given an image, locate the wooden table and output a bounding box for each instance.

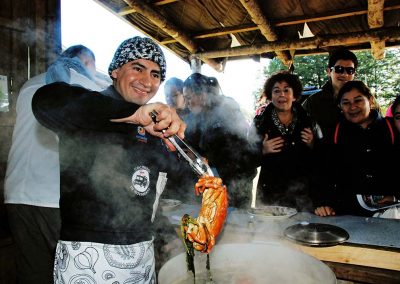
[163,204,400,283]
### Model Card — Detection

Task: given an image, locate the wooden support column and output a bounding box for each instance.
[123,0,223,72]
[370,40,386,59]
[368,0,385,59]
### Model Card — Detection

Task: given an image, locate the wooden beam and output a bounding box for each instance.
[119,0,179,16]
[193,28,400,59]
[325,261,400,284]
[238,0,276,41]
[238,0,291,66]
[273,5,398,27]
[368,0,385,28]
[161,24,259,44]
[122,0,223,71]
[294,245,400,272]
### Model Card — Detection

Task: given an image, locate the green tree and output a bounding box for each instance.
[356,49,400,108]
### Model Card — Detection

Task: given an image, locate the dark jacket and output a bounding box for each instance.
[302,81,341,143]
[32,82,195,245]
[251,102,318,211]
[316,110,399,216]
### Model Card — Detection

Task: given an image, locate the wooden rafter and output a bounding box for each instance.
[122,0,223,71]
[193,28,400,59]
[119,0,179,16]
[275,4,400,27]
[158,5,400,44]
[161,24,259,44]
[238,0,291,65]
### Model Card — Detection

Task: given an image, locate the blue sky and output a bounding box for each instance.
[61,0,269,114]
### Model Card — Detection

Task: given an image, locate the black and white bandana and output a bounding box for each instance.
[108,36,166,81]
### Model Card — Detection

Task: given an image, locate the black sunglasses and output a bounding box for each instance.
[331,65,356,75]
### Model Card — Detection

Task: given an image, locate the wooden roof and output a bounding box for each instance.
[94,0,400,71]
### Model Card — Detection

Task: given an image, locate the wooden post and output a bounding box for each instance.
[370,40,386,59]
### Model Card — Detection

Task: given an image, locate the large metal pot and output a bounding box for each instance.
[158,243,336,283]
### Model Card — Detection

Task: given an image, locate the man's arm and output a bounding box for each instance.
[32,82,140,133]
[32,82,186,140]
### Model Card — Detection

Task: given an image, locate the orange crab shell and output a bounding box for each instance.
[185,176,228,253]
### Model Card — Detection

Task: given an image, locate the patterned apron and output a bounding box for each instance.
[54,239,156,284]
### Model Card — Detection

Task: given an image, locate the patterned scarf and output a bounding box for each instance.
[271,107,297,135]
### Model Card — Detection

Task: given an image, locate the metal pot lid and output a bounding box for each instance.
[284,222,349,246]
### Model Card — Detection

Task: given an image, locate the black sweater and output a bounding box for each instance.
[316,111,399,215]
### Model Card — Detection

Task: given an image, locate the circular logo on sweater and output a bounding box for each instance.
[130,166,150,196]
[137,126,146,136]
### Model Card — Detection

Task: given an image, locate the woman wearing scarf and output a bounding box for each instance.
[250,71,321,211]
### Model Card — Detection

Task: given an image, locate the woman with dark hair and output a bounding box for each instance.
[315,81,399,217]
[182,73,256,208]
[250,71,321,211]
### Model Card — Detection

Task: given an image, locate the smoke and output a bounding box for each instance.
[153,172,296,275]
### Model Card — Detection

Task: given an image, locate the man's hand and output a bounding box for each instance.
[314,206,336,217]
[110,102,186,140]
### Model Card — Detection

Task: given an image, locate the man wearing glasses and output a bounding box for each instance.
[302,48,358,142]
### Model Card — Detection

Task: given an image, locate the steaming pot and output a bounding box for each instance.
[158,243,336,284]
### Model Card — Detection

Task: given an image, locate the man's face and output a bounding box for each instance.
[111,59,161,105]
[327,59,356,94]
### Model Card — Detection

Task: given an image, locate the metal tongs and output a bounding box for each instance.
[150,110,214,177]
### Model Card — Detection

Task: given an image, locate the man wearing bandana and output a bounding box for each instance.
[32,37,189,283]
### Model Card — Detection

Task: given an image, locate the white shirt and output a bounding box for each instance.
[4,70,105,207]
